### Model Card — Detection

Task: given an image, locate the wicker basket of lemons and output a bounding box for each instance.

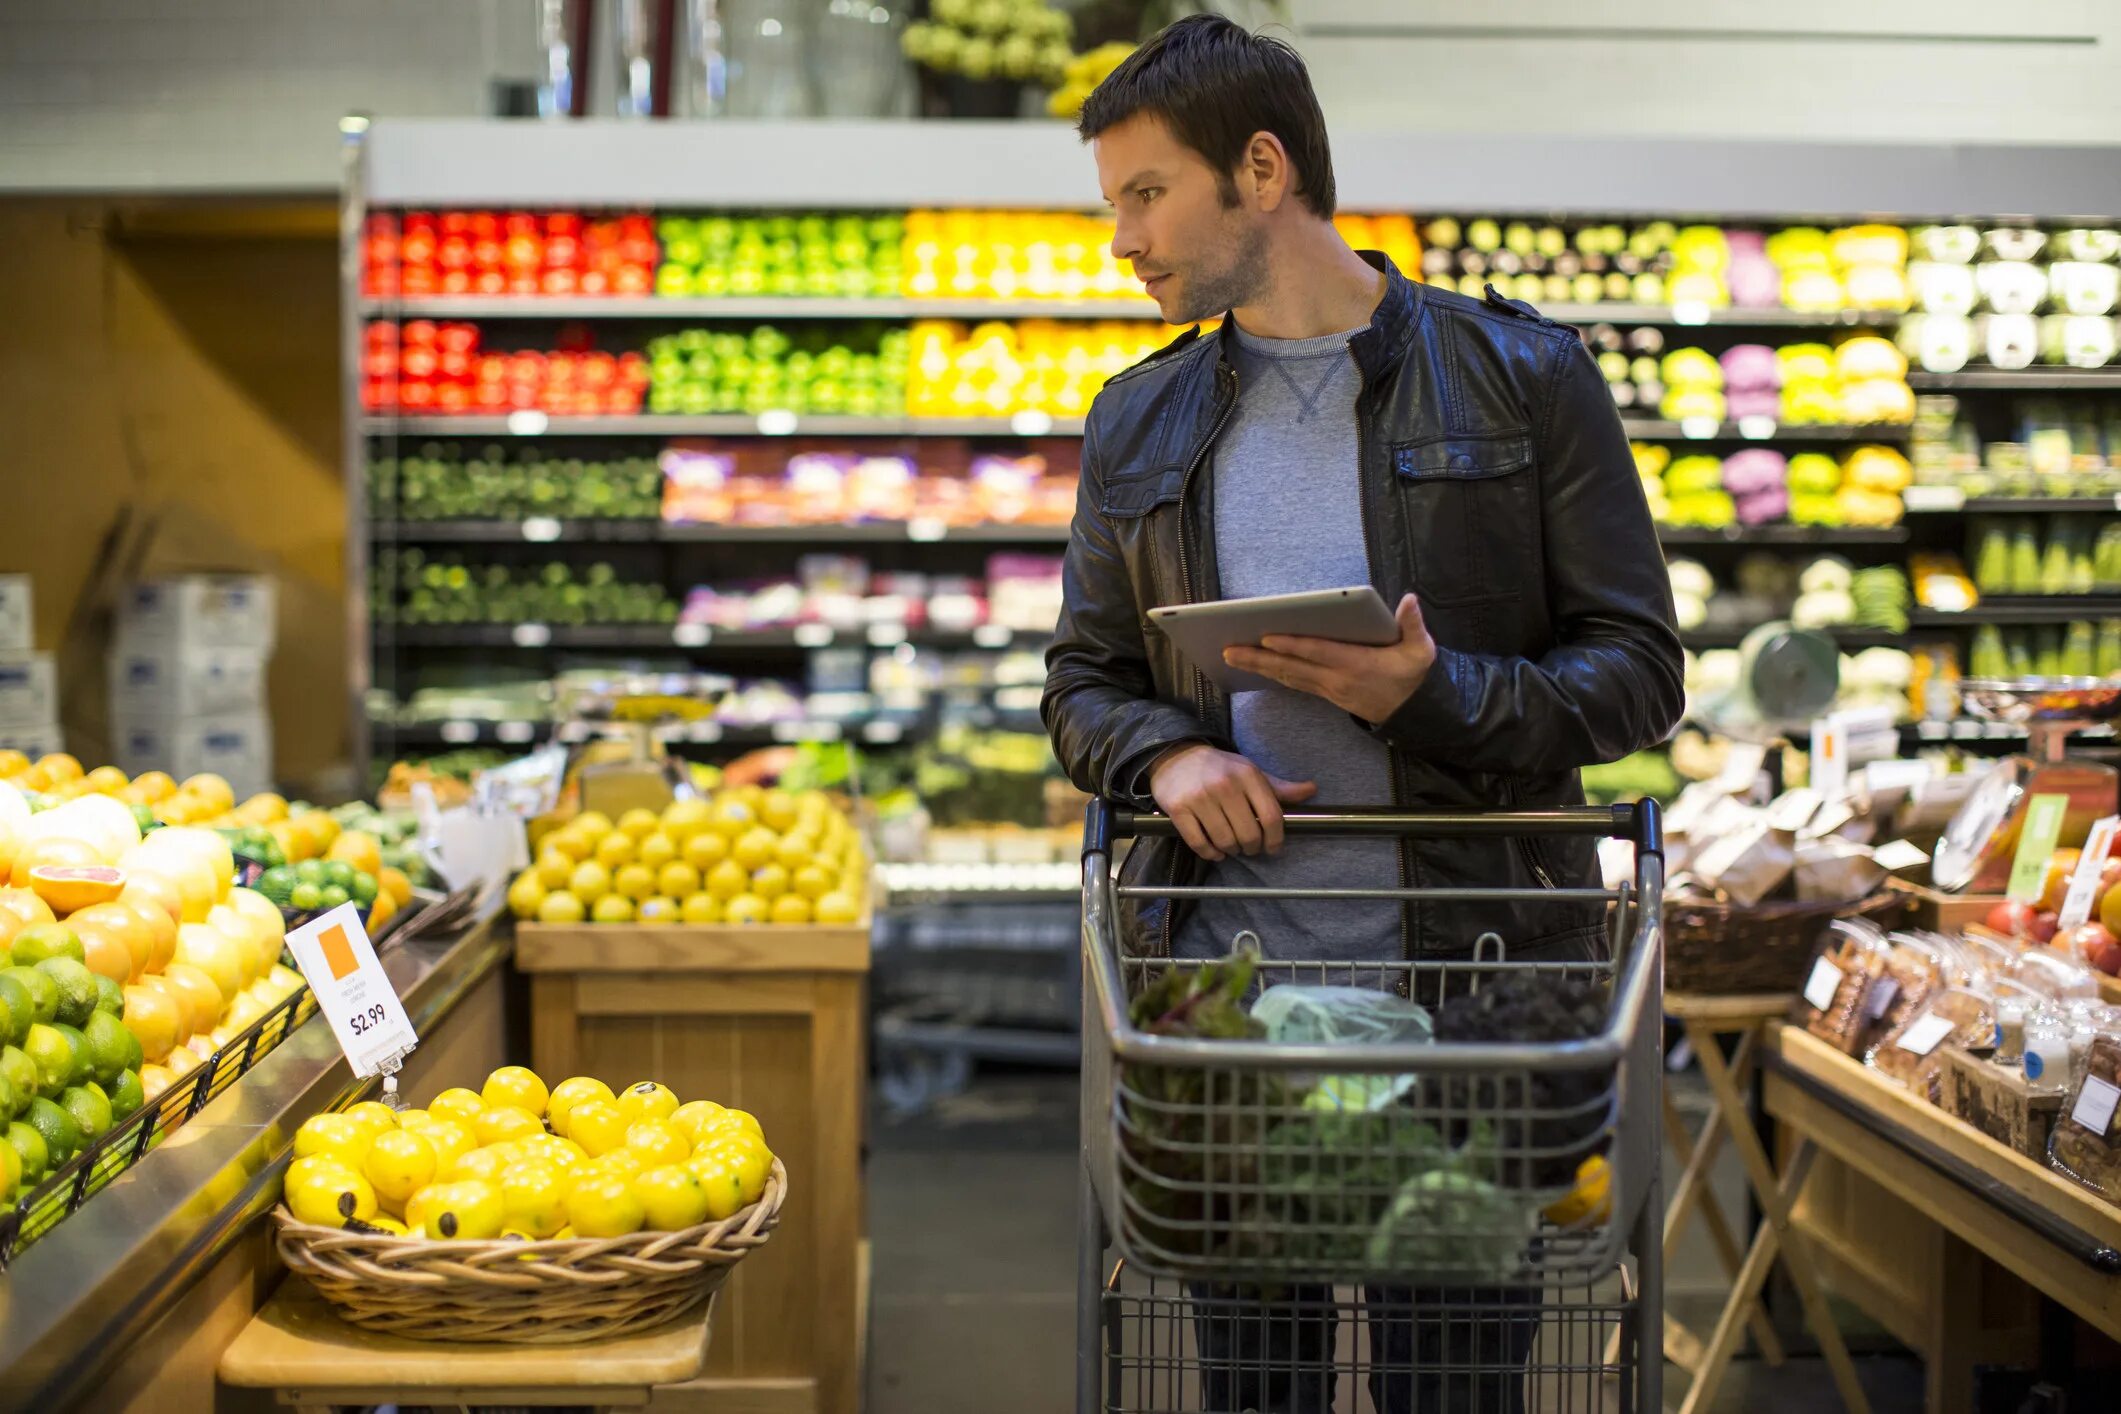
[273,1067,784,1343]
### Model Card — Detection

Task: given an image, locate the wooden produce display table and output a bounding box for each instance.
[1764,1023,2121,1414]
[518,916,871,1414]
[220,1276,714,1410]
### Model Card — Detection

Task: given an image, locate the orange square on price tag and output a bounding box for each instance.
[318,923,359,981]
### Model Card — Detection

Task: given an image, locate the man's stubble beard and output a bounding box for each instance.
[1168,216,1269,326]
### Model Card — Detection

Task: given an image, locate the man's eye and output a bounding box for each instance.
[1138,189,1159,204]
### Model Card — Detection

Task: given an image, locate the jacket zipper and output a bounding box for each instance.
[1352,379,1415,968]
[1501,777,1560,890]
[1159,362,1240,960]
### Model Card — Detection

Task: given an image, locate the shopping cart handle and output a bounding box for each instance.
[1087,801,1661,853]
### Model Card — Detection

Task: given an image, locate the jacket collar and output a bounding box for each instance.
[1211,248,1423,388]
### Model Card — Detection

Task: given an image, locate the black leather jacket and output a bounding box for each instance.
[1042,252,1684,959]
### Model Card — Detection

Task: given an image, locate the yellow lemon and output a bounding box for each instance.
[682,831,729,872]
[572,810,614,843]
[498,1160,570,1237]
[632,1164,712,1230]
[567,860,612,906]
[749,863,789,901]
[613,863,657,902]
[706,859,749,902]
[534,848,574,891]
[429,1087,485,1127]
[342,1101,400,1136]
[696,1133,773,1206]
[536,891,586,924]
[446,1145,511,1186]
[770,894,813,925]
[660,799,713,843]
[566,1173,646,1238]
[591,893,636,923]
[593,832,636,871]
[657,861,702,901]
[637,833,677,872]
[616,1080,680,1128]
[416,1118,476,1173]
[623,1120,691,1167]
[617,808,661,841]
[362,1128,439,1210]
[482,1065,550,1118]
[359,1214,410,1237]
[546,827,593,863]
[522,1133,587,1169]
[708,799,755,840]
[731,828,778,872]
[704,1107,766,1142]
[679,892,722,924]
[547,1076,615,1137]
[636,896,680,925]
[294,1113,374,1168]
[814,891,860,925]
[580,1147,643,1181]
[506,872,547,919]
[772,834,815,872]
[285,1155,378,1227]
[724,894,769,926]
[568,1099,630,1157]
[407,1179,505,1240]
[670,1100,727,1142]
[473,1104,545,1147]
[759,791,800,834]
[681,1149,750,1221]
[792,864,836,901]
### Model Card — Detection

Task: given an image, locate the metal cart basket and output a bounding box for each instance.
[1076,801,1665,1413]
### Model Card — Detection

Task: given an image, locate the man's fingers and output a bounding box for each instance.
[1255,634,1371,672]
[1268,773,1318,804]
[1239,769,1286,854]
[1395,592,1426,635]
[1194,795,1241,857]
[1214,776,1265,855]
[1169,807,1218,862]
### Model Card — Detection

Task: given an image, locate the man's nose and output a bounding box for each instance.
[1109,217,1141,265]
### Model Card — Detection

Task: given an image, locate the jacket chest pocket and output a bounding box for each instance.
[1099,466,1189,608]
[1391,431,1536,607]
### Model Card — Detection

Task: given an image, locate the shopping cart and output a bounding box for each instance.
[1076,801,1666,1414]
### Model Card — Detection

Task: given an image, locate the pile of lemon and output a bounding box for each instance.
[506,788,865,928]
[282,1066,774,1240]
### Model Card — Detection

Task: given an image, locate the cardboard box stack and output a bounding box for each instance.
[0,576,60,759]
[108,576,276,796]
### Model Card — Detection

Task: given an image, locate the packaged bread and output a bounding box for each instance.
[2049,1032,2121,1202]
[1794,919,1893,1056]
[1870,986,1996,1100]
[1857,933,1948,1055]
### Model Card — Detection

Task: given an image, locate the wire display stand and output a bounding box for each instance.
[1076,801,1666,1413]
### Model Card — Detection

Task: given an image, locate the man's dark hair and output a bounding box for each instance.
[1077,14,1337,219]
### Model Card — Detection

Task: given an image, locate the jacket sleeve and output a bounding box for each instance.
[1041,416,1224,804]
[1372,335,1685,774]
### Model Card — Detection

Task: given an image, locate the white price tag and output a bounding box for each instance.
[672,622,712,647]
[1736,415,1777,440]
[793,623,835,648]
[512,622,552,648]
[1865,977,1900,1019]
[496,720,535,745]
[284,904,418,1078]
[866,623,908,647]
[505,410,549,435]
[440,720,479,745]
[520,516,562,543]
[1895,1012,1958,1057]
[755,409,799,436]
[2071,1075,2121,1137]
[1680,416,1719,440]
[1903,485,1965,513]
[1009,410,1055,436]
[1803,956,1845,1011]
[1672,301,1712,327]
[906,518,948,543]
[972,624,1015,649]
[2058,815,2119,931]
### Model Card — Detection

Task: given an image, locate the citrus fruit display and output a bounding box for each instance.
[508,789,866,930]
[280,1066,777,1241]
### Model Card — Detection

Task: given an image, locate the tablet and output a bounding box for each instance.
[1149,586,1399,693]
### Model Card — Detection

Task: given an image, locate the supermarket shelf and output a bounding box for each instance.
[363,413,1085,438]
[381,622,1050,650]
[1909,597,2121,627]
[1620,419,1910,442]
[878,860,1080,897]
[1657,525,1909,546]
[370,715,922,748]
[1909,369,2121,391]
[362,296,1161,320]
[368,519,1071,544]
[1680,626,1905,651]
[1907,719,2115,744]
[1901,490,2121,515]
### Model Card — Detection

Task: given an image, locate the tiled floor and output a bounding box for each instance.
[865,1069,1927,1414]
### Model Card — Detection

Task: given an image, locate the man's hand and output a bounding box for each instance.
[1148,743,1316,862]
[1223,593,1437,725]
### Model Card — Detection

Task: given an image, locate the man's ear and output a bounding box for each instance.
[1244,131,1290,213]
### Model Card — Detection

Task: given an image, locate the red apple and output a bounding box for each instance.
[1987,900,2037,937]
[2095,941,2121,978]
[2062,922,2117,963]
[2029,911,2060,944]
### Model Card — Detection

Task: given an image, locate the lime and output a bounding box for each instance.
[0,978,25,1047]
[319,884,350,911]
[349,873,378,907]
[4,966,57,1025]
[10,924,84,967]
[108,1069,144,1123]
[289,883,324,913]
[51,1024,94,1087]
[131,803,156,833]
[8,1120,48,1184]
[0,1132,19,1200]
[37,958,100,1028]
[323,861,356,891]
[0,994,13,1057]
[82,1012,139,1087]
[0,1069,17,1126]
[257,866,295,905]
[23,1024,77,1099]
[294,859,329,887]
[60,1083,112,1141]
[25,1095,84,1163]
[0,1047,37,1107]
[92,974,123,1018]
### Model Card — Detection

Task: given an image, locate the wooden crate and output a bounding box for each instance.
[1938,1044,2065,1161]
[517,913,870,1414]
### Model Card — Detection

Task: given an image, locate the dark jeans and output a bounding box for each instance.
[1189,1282,1542,1414]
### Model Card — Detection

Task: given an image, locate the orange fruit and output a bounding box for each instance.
[378,867,413,907]
[157,963,226,1038]
[327,830,383,880]
[0,886,56,946]
[369,889,398,929]
[109,896,177,974]
[70,913,137,983]
[122,983,182,1062]
[10,836,102,890]
[36,753,83,785]
[27,864,125,914]
[119,872,184,928]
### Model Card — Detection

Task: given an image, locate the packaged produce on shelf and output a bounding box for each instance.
[1965,621,2121,680]
[361,210,659,300]
[671,552,1062,638]
[1044,42,1134,118]
[1910,552,1979,611]
[281,1066,775,1239]
[1768,225,1911,314]
[656,211,902,299]
[372,443,663,521]
[1902,224,2121,372]
[1668,554,1909,636]
[905,318,1168,418]
[1969,515,2121,596]
[1912,391,2121,499]
[374,552,678,627]
[899,0,1077,90]
[646,324,909,417]
[363,320,650,416]
[657,439,1077,528]
[1599,332,1911,429]
[508,787,865,927]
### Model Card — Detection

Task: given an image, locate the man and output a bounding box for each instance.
[1042,14,1683,1413]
